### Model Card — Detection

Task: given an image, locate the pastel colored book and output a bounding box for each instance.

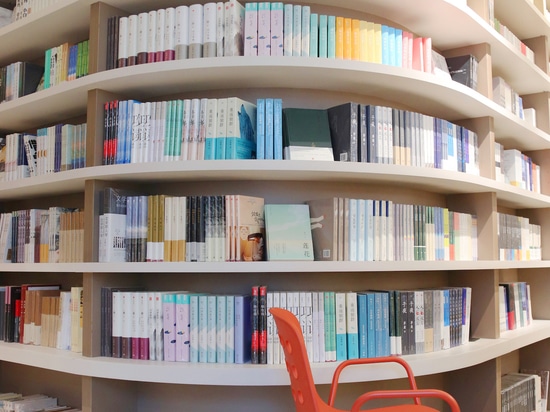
[264,204,314,261]
[224,97,257,160]
[307,197,338,261]
[282,108,333,161]
[257,2,271,56]
[244,2,258,56]
[270,2,284,56]
[234,194,265,262]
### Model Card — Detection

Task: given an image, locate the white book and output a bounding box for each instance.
[197,98,209,161]
[461,287,472,345]
[187,98,200,161]
[155,8,166,62]
[301,5,310,56]
[146,10,157,63]
[198,294,208,362]
[305,291,313,360]
[257,2,270,56]
[283,4,292,56]
[292,5,301,56]
[272,291,280,364]
[127,14,138,66]
[270,2,283,56]
[216,295,226,363]
[175,5,189,60]
[118,16,129,66]
[190,294,200,362]
[164,7,176,61]
[204,98,218,160]
[181,99,191,161]
[224,0,245,56]
[317,292,325,362]
[266,291,274,364]
[137,12,148,64]
[203,2,217,57]
[348,198,358,261]
[311,290,319,363]
[207,294,217,362]
[225,294,235,363]
[216,2,225,56]
[244,2,258,56]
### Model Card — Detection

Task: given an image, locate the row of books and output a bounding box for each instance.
[492,17,535,64]
[10,0,60,23]
[0,284,83,354]
[101,288,252,364]
[497,213,541,261]
[0,208,84,264]
[106,1,244,70]
[493,76,526,120]
[0,392,80,412]
[244,2,433,72]
[499,282,533,333]
[495,144,541,193]
[102,96,257,164]
[44,39,90,89]
[308,197,479,262]
[0,61,43,103]
[501,372,543,412]
[1,123,87,182]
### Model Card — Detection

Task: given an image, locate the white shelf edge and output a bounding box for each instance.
[0,320,548,386]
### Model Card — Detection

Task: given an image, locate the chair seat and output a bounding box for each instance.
[369,406,440,411]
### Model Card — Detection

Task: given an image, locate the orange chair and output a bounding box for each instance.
[270,307,461,412]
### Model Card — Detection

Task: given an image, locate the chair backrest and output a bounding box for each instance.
[270,307,331,412]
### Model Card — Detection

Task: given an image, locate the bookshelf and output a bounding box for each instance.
[1,0,550,411]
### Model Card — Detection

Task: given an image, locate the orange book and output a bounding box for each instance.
[351,19,361,60]
[335,16,344,59]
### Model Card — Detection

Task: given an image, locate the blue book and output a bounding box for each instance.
[388,26,396,67]
[327,16,336,58]
[207,295,217,363]
[380,291,390,356]
[256,98,265,160]
[309,13,318,57]
[381,25,389,65]
[366,292,375,357]
[273,98,283,160]
[357,293,368,358]
[234,294,252,364]
[301,6,310,56]
[216,295,227,363]
[190,294,200,362]
[198,294,209,362]
[292,5,302,56]
[442,289,450,350]
[265,98,274,159]
[374,292,384,357]
[225,97,257,159]
[318,15,328,58]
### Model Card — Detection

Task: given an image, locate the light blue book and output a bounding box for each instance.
[163,100,174,160]
[366,199,374,261]
[190,294,200,362]
[357,293,368,358]
[273,98,283,160]
[309,13,318,58]
[335,292,347,361]
[283,4,293,56]
[442,289,450,349]
[270,2,284,55]
[327,16,336,58]
[324,291,336,361]
[115,100,127,164]
[256,98,265,160]
[162,292,177,362]
[292,5,302,56]
[380,291,390,356]
[174,99,184,159]
[301,6,310,56]
[388,27,396,67]
[381,25,389,65]
[225,294,235,363]
[216,295,226,363]
[264,204,314,261]
[265,98,274,159]
[395,28,403,67]
[127,101,139,163]
[318,15,328,58]
[207,295,217,363]
[198,294,209,362]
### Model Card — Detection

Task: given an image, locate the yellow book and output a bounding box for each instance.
[366,21,375,62]
[351,19,361,60]
[359,20,368,62]
[343,18,352,60]
[335,16,344,59]
[373,23,382,63]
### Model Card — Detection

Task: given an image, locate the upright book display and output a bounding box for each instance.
[1,0,550,411]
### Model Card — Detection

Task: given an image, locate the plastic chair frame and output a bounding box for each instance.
[270,307,461,412]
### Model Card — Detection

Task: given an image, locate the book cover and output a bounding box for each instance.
[225,97,257,159]
[282,108,333,161]
[235,194,265,262]
[270,2,284,56]
[265,204,313,261]
[307,197,338,261]
[234,294,251,364]
[257,2,270,56]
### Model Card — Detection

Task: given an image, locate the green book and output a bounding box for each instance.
[264,204,314,261]
[282,108,334,161]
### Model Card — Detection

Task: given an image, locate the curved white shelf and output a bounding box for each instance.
[1,260,549,274]
[0,320,548,386]
[2,161,550,209]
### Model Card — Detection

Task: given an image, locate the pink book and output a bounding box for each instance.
[162,293,177,361]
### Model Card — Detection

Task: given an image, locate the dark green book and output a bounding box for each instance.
[282,108,334,161]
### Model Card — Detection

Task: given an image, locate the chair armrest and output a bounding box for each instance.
[350,389,461,412]
[327,356,418,406]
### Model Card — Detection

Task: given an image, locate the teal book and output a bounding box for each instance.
[265,98,274,159]
[381,25,389,65]
[273,98,283,160]
[335,292,347,361]
[256,98,265,159]
[264,204,314,261]
[282,108,333,161]
[357,292,368,358]
[388,27,396,67]
[309,13,318,58]
[327,15,336,58]
[318,14,328,58]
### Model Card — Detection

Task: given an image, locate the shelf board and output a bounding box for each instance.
[1,260,549,274]
[1,161,549,209]
[0,320,548,386]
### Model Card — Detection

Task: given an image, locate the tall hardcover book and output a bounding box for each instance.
[307,198,338,261]
[282,108,334,161]
[225,97,257,159]
[327,102,359,162]
[234,195,265,262]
